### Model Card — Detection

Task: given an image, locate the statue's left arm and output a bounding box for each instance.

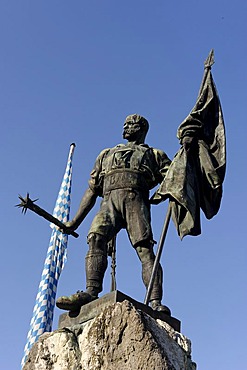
[149,149,171,205]
[152,149,171,183]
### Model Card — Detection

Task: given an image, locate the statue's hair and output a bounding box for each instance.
[125,114,149,134]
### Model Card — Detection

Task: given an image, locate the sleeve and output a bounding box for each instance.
[152,149,171,183]
[88,148,110,196]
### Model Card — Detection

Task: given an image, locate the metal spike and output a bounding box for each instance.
[15,193,34,215]
[204,49,214,68]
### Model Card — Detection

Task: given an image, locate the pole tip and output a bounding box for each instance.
[70,143,76,147]
[204,49,214,69]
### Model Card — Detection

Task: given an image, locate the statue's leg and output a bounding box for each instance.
[56,233,108,311]
[85,233,108,297]
[135,243,171,315]
[56,193,120,312]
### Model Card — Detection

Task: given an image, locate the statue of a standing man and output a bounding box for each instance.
[56,114,171,314]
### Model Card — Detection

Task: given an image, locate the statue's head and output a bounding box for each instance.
[123,114,149,143]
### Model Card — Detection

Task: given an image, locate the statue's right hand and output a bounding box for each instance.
[58,221,79,238]
[62,221,76,232]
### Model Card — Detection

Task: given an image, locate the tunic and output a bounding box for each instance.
[87,142,171,246]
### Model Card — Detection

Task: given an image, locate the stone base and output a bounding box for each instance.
[58,290,180,332]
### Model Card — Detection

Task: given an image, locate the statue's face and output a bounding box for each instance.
[123,120,142,141]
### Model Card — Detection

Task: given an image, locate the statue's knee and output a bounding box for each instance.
[87,233,107,253]
[136,242,155,263]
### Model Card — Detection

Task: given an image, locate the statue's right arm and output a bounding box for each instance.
[65,187,98,231]
[65,148,110,232]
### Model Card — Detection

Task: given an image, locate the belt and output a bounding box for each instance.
[103,169,149,195]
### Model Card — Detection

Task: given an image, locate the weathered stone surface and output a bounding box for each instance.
[24,300,196,370]
[59,290,180,332]
[23,329,82,370]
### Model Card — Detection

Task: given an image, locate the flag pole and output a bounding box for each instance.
[144,50,220,306]
[144,202,171,305]
[21,143,76,368]
[198,49,214,97]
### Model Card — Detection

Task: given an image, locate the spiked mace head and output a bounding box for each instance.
[16,193,38,214]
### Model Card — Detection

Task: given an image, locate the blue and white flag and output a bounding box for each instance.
[21,143,76,368]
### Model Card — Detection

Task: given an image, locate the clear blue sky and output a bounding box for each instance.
[1,1,246,369]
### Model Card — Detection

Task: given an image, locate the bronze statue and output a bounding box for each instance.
[56,114,172,314]
[18,50,226,318]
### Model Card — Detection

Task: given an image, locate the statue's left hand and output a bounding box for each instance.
[181,136,195,152]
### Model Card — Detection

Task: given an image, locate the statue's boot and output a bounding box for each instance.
[142,260,171,316]
[150,299,171,315]
[56,291,97,311]
[56,239,107,312]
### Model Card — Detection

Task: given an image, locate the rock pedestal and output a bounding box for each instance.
[59,290,181,332]
[24,295,196,370]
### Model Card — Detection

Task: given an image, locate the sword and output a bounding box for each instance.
[16,193,79,238]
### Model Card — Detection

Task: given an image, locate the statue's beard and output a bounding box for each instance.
[123,127,140,139]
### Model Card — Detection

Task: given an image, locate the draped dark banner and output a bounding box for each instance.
[151,52,226,239]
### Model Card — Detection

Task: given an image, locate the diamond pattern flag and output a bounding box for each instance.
[21,143,76,368]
